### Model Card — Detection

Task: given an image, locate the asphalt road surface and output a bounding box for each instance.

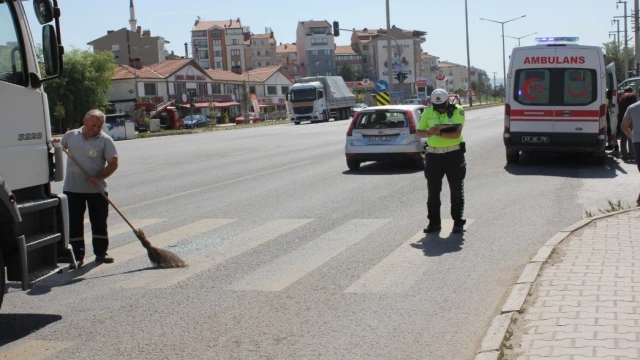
[2,106,638,360]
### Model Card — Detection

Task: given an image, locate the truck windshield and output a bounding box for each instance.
[0,1,26,86]
[290,89,316,102]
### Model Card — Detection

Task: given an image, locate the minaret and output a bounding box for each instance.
[129,0,137,32]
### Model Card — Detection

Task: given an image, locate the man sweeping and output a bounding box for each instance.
[53,109,119,269]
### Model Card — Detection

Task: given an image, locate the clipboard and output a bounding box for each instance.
[433,123,461,133]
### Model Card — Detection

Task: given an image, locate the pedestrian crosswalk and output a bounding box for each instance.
[39,217,476,295]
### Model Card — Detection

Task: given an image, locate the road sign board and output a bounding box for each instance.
[362,78,371,86]
[465,87,477,97]
[376,92,390,106]
[390,91,404,98]
[375,79,389,93]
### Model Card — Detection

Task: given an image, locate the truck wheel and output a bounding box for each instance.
[347,159,361,171]
[506,151,519,164]
[0,247,5,310]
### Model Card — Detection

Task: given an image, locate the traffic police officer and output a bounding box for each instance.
[416,89,467,234]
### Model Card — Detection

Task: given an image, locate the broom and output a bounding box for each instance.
[60,145,188,269]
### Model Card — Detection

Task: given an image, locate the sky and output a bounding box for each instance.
[22,0,628,85]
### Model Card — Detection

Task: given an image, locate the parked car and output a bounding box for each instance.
[183,114,209,129]
[350,103,368,117]
[235,112,260,124]
[345,104,427,171]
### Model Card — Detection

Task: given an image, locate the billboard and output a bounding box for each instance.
[377,39,415,84]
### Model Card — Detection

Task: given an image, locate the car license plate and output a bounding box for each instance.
[522,136,549,144]
[370,136,392,141]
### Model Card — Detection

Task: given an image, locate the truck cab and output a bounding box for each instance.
[0,0,71,309]
[289,82,327,123]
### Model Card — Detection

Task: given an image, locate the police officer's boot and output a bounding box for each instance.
[452,219,467,234]
[423,220,442,234]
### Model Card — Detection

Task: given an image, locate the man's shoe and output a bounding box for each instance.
[95,255,114,264]
[423,222,442,234]
[452,220,467,234]
[69,260,83,270]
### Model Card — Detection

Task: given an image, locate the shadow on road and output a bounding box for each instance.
[0,313,62,346]
[503,152,625,179]
[411,232,466,257]
[342,160,423,175]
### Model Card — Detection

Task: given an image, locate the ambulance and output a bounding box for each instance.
[503,36,619,164]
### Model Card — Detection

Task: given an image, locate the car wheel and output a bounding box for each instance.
[294,122,300,125]
[506,151,519,164]
[347,159,361,171]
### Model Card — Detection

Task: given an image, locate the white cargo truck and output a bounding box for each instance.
[288,76,356,125]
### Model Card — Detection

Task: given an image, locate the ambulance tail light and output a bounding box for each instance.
[598,104,607,136]
[504,103,511,132]
[347,111,359,136]
[406,110,417,134]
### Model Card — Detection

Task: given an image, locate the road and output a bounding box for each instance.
[1,106,638,360]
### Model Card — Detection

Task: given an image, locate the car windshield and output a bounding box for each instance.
[289,89,316,102]
[355,110,408,129]
[184,116,198,122]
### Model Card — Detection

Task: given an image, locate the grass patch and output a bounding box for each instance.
[583,199,633,219]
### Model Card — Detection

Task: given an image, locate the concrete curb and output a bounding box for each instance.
[473,206,640,360]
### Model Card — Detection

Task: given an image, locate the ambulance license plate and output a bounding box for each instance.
[522,136,549,144]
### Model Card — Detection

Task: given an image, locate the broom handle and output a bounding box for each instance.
[60,145,138,233]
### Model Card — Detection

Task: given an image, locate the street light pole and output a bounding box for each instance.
[464,0,473,106]
[385,0,393,94]
[617,1,629,78]
[505,32,538,46]
[480,15,526,95]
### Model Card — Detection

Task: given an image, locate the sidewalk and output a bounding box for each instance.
[476,208,640,360]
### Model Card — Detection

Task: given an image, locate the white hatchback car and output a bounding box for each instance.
[345,104,427,171]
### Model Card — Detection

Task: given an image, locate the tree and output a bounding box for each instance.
[239,82,251,115]
[266,98,276,120]
[602,40,635,81]
[43,48,116,129]
[453,88,466,96]
[339,64,361,82]
[52,102,65,133]
[492,84,505,99]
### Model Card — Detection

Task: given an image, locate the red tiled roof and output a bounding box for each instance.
[193,19,242,31]
[276,43,296,53]
[335,45,357,55]
[422,53,438,59]
[205,69,247,82]
[111,65,163,80]
[246,66,282,82]
[147,59,192,77]
[438,61,465,68]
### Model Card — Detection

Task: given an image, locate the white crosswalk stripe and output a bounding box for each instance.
[116,219,313,289]
[83,218,165,239]
[0,340,72,360]
[345,219,475,293]
[229,219,390,292]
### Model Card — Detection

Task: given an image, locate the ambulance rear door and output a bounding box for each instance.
[552,47,602,140]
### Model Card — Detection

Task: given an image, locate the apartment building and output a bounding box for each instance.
[191,18,249,72]
[87,0,169,66]
[276,43,304,81]
[295,20,336,77]
[335,45,364,80]
[246,29,277,69]
[350,29,378,80]
[420,52,439,88]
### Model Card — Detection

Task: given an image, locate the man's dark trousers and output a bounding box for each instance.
[425,149,466,223]
[64,191,109,261]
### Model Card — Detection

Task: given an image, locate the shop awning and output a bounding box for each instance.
[177,101,241,108]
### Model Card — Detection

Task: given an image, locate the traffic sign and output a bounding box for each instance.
[376,92,390,106]
[375,79,389,93]
[465,87,477,97]
[390,91,404,98]
[362,78,371,86]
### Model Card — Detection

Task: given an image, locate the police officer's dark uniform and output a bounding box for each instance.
[416,89,467,234]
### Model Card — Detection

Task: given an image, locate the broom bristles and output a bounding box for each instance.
[134,228,188,268]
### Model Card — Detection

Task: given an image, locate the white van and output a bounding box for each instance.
[503,37,618,163]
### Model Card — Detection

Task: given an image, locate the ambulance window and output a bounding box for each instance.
[562,69,596,105]
[514,69,550,105]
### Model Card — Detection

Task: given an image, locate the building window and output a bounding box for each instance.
[198,83,208,95]
[213,40,221,46]
[281,86,289,94]
[312,50,318,55]
[226,28,243,35]
[362,45,369,51]
[311,38,328,46]
[197,50,208,59]
[326,72,332,76]
[231,39,239,45]
[112,44,120,52]
[324,49,330,55]
[199,61,210,69]
[194,40,207,48]
[312,61,320,68]
[232,60,241,66]
[213,83,222,93]
[144,83,157,96]
[249,86,256,94]
[192,30,206,37]
[267,86,277,95]
[211,29,221,37]
[215,61,222,68]
[325,60,331,67]
[231,49,241,56]
[266,61,274,66]
[214,50,222,57]
[174,82,186,96]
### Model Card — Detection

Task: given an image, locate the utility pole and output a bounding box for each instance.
[464,0,473,106]
[635,0,640,69]
[492,71,497,89]
[385,0,393,94]
[612,19,621,49]
[617,1,629,79]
